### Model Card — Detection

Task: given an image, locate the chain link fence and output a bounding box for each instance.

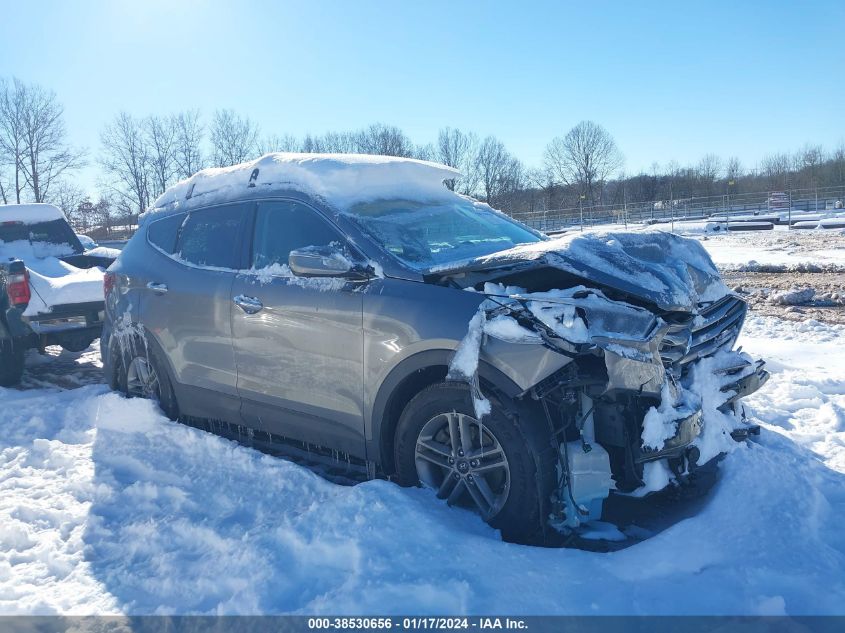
[510,185,845,233]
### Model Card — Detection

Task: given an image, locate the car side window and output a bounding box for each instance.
[147,212,186,254]
[176,205,244,269]
[252,201,345,270]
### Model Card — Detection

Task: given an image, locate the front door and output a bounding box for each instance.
[231,199,367,457]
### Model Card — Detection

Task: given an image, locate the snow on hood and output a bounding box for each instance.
[0,239,104,316]
[470,231,729,312]
[146,153,460,220]
[0,203,67,224]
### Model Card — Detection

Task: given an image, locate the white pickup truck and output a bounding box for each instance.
[0,204,117,386]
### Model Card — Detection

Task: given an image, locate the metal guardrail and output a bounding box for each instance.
[511,185,845,233]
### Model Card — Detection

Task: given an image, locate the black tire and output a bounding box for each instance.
[394,381,556,545]
[117,337,179,421]
[0,339,25,387]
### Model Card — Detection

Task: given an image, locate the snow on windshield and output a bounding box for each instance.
[344,198,542,270]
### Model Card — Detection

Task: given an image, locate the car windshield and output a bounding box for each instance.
[345,198,543,270]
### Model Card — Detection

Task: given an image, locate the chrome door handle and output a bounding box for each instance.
[146,282,168,294]
[233,294,263,314]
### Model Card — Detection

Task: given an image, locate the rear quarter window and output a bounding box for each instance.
[176,204,244,269]
[147,213,187,254]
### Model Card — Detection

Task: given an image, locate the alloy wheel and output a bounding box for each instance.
[125,356,161,401]
[415,411,511,520]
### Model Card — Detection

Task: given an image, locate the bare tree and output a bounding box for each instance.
[696,154,722,197]
[210,109,260,167]
[173,109,204,179]
[144,114,178,197]
[0,78,27,203]
[48,180,86,229]
[13,80,85,202]
[72,198,96,233]
[544,121,622,204]
[475,136,523,208]
[259,133,300,154]
[99,112,151,219]
[725,156,743,181]
[436,127,479,192]
[412,143,434,162]
[321,131,358,153]
[832,142,845,186]
[526,167,558,210]
[355,123,414,157]
[761,153,792,190]
[798,143,824,189]
[90,196,117,237]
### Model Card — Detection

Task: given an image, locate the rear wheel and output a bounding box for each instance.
[394,381,555,544]
[0,339,25,387]
[118,340,179,420]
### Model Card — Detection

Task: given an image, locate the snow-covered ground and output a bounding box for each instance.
[582,221,845,271]
[1,313,844,615]
[2,226,844,615]
[643,222,845,271]
[698,229,845,271]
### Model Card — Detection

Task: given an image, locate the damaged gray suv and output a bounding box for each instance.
[103,153,768,544]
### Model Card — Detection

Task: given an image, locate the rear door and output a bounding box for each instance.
[140,203,248,420]
[231,199,366,457]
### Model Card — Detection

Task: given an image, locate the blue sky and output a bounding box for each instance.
[2,0,843,193]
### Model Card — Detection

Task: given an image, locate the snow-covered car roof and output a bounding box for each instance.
[147,153,461,221]
[0,203,67,225]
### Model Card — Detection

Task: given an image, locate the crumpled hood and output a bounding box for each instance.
[467,231,729,312]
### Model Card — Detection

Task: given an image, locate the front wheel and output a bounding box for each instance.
[0,339,25,387]
[118,340,179,420]
[394,381,555,544]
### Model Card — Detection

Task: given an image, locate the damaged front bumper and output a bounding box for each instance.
[717,358,770,409]
[455,288,771,531]
[640,355,770,462]
[637,408,702,463]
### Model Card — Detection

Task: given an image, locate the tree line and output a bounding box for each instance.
[1,77,843,235]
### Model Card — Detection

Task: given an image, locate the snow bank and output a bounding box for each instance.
[769,287,815,306]
[147,153,460,219]
[688,229,845,271]
[0,203,66,225]
[2,330,845,615]
[740,315,845,472]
